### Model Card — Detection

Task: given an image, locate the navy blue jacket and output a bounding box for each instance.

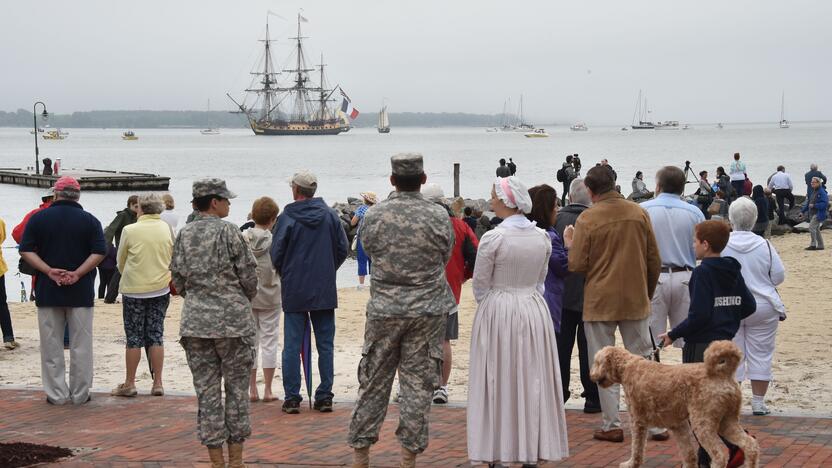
[19,200,107,308]
[271,198,348,313]
[668,257,756,344]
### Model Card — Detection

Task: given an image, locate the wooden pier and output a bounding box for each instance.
[0,168,170,191]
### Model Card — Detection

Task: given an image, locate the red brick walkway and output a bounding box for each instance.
[1,389,830,467]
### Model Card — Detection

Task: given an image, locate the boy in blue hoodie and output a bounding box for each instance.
[659,220,756,363]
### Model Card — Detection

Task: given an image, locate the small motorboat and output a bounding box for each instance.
[200,128,220,135]
[570,122,588,132]
[122,130,139,140]
[524,128,549,138]
[42,129,66,140]
[485,127,499,133]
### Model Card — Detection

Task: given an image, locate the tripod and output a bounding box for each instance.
[683,160,700,197]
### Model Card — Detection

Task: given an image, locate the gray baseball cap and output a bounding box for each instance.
[391,153,424,176]
[192,178,237,200]
[290,171,318,189]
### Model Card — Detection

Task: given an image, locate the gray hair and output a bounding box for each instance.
[55,188,80,201]
[138,193,165,215]
[568,178,592,206]
[810,163,818,171]
[728,196,758,232]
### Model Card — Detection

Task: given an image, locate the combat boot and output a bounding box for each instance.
[351,446,370,468]
[227,443,245,468]
[207,446,225,468]
[400,447,417,468]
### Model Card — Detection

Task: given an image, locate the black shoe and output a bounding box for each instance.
[282,399,301,414]
[583,401,602,414]
[805,246,817,251]
[313,398,333,413]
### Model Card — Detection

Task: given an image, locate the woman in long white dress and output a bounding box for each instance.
[467,177,569,467]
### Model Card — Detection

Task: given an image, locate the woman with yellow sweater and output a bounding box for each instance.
[1,217,19,349]
[111,194,174,397]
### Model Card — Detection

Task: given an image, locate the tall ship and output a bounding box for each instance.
[228,14,350,136]
[377,102,390,134]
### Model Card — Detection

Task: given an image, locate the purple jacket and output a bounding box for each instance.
[543,227,569,332]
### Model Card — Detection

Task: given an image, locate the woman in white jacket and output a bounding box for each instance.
[243,197,282,403]
[722,197,786,416]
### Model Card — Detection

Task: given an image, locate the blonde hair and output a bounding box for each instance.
[162,193,175,210]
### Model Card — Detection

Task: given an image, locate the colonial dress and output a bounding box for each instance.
[467,214,569,465]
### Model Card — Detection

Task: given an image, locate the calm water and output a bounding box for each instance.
[2,123,830,300]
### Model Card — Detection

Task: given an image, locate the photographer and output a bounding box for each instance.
[695,169,715,219]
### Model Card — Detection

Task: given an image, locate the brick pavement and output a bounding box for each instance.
[0,389,830,467]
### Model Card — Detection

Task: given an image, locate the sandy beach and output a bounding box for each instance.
[1,231,829,416]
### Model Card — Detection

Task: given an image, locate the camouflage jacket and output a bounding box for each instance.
[171,213,258,338]
[360,191,455,319]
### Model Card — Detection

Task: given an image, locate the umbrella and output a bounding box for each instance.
[300,313,313,408]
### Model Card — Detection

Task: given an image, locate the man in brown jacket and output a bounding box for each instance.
[564,165,663,443]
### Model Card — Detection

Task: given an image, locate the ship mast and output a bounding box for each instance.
[242,18,280,121]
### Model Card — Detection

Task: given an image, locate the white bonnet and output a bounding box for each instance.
[494,176,533,213]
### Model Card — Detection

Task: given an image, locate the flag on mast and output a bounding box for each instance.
[340,89,360,119]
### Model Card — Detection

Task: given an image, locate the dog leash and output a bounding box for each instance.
[648,326,663,362]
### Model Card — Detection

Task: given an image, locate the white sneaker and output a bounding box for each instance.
[432,386,448,404]
[751,400,771,416]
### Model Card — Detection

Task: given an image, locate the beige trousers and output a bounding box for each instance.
[37,307,94,405]
[585,318,663,434]
[649,270,692,348]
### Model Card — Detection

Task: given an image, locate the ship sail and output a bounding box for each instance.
[377,104,390,133]
[227,13,349,136]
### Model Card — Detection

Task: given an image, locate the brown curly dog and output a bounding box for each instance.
[590,340,759,468]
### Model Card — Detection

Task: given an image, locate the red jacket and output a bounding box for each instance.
[12,201,52,244]
[446,217,479,304]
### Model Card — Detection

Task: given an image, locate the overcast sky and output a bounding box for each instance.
[2,0,830,124]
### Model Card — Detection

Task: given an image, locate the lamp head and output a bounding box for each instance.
[41,109,49,121]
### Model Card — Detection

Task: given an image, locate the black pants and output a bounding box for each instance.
[97,267,115,299]
[556,307,599,406]
[774,188,795,224]
[0,275,15,342]
[682,341,711,364]
[104,270,121,303]
[561,181,570,205]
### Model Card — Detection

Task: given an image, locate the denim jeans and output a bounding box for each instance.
[282,309,335,402]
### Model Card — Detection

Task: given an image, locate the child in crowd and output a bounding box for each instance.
[243,197,282,402]
[659,220,756,363]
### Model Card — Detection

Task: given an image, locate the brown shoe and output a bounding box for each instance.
[207,447,225,468]
[227,443,245,468]
[400,447,417,468]
[351,447,369,468]
[593,428,624,443]
[650,430,670,441]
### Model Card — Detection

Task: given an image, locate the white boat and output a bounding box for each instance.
[630,90,655,129]
[682,124,691,130]
[485,127,499,132]
[779,91,790,128]
[377,102,390,134]
[500,95,535,132]
[717,123,724,129]
[655,120,680,130]
[201,99,221,135]
[122,130,138,140]
[42,129,67,140]
[570,122,588,132]
[524,128,549,138]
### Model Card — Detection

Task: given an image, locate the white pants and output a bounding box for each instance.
[734,302,779,382]
[649,270,692,348]
[252,308,281,370]
[37,307,94,405]
[585,318,662,434]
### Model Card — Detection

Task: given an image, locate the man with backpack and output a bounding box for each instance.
[557,155,577,205]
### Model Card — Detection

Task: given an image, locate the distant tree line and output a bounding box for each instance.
[0,109,504,128]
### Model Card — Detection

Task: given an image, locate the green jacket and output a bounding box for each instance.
[104,208,137,246]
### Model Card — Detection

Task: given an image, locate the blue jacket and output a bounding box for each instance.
[668,257,756,344]
[271,198,349,313]
[802,186,828,222]
[543,227,568,333]
[18,200,107,308]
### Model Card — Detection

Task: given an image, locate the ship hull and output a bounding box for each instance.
[378,127,390,134]
[250,120,348,136]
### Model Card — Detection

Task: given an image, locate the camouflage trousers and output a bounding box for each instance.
[181,336,255,448]
[347,314,445,453]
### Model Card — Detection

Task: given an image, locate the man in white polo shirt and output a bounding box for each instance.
[767,165,795,224]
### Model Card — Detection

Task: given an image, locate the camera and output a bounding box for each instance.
[685,160,691,169]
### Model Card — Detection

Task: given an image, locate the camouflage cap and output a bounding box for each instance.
[391,153,424,176]
[192,178,237,200]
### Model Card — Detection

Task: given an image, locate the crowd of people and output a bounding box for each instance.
[0,149,826,467]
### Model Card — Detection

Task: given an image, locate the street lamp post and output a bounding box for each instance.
[33,101,48,175]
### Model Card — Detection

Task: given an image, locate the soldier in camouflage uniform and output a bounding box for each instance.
[347,153,456,468]
[170,178,258,468]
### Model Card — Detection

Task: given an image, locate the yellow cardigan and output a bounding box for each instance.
[0,218,8,277]
[117,215,173,294]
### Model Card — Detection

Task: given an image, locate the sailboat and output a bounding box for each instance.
[515,94,535,132]
[377,102,390,134]
[201,99,220,135]
[227,14,349,136]
[779,91,790,128]
[631,90,655,129]
[499,98,516,131]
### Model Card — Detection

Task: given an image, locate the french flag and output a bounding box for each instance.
[340,88,360,119]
